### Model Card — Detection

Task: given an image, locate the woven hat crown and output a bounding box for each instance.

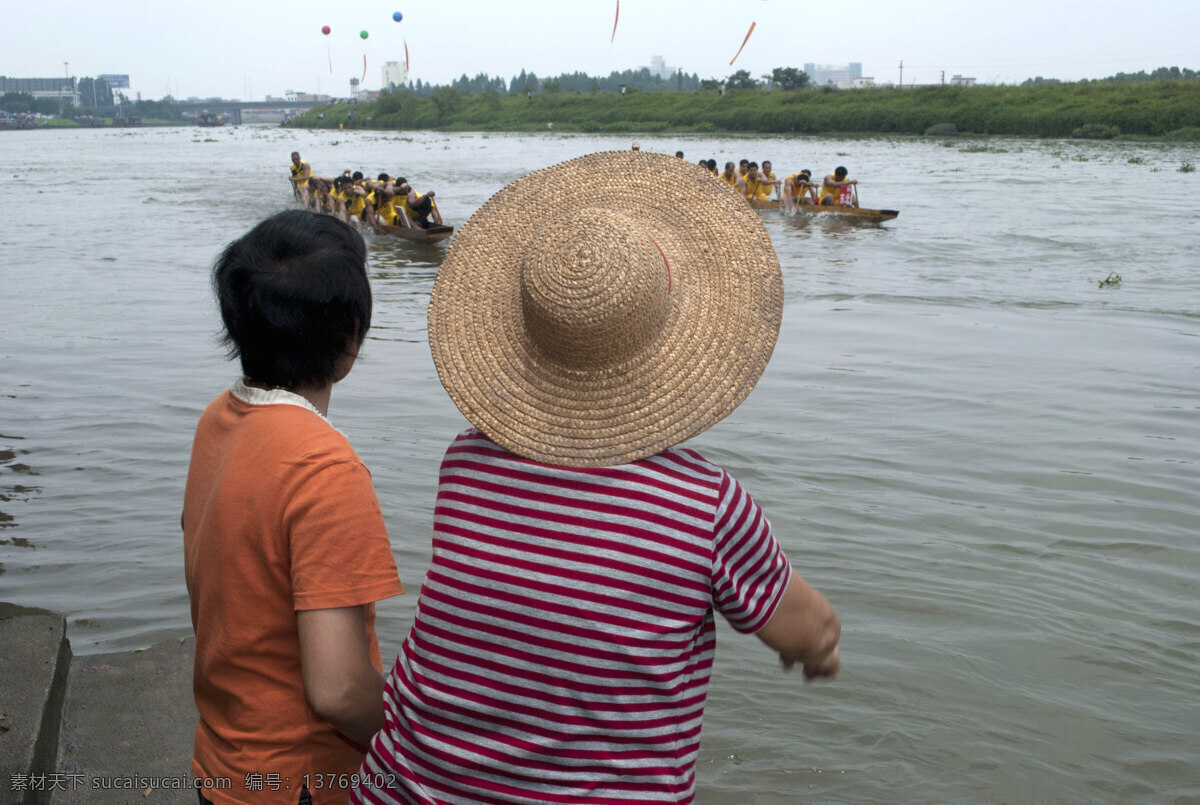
[521,208,670,369]
[428,150,783,467]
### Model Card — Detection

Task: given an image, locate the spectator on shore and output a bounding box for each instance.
[352,151,841,804]
[183,210,404,805]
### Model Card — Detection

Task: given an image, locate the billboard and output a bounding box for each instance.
[98,74,130,89]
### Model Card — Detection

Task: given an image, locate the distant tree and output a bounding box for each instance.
[430,87,462,119]
[770,67,810,91]
[543,80,561,94]
[133,98,183,121]
[510,70,528,95]
[0,91,35,113]
[77,77,114,108]
[725,70,758,90]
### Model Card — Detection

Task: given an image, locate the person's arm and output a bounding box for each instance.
[755,572,841,680]
[297,605,385,746]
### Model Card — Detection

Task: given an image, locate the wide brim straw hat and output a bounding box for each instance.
[428,150,783,467]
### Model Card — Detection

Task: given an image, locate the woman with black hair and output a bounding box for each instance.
[183,210,404,804]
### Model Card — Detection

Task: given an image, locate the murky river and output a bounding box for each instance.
[1,126,1198,802]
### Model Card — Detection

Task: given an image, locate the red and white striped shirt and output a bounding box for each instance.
[353,429,791,804]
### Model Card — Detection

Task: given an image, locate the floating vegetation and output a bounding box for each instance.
[1180,161,1196,173]
[1072,154,1090,162]
[1127,156,1146,164]
[1098,272,1122,288]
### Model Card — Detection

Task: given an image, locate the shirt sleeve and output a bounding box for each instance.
[711,470,792,633]
[287,459,404,611]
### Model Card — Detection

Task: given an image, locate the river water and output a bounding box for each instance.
[1,127,1198,803]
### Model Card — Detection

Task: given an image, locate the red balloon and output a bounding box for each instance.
[321,25,331,35]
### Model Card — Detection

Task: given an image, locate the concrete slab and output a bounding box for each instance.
[54,638,197,805]
[0,605,72,805]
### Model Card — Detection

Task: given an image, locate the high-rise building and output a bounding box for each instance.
[382,61,408,90]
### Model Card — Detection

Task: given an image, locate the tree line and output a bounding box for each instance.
[295,76,1200,140]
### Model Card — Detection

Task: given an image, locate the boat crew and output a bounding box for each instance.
[737,159,750,178]
[288,152,312,206]
[819,166,858,206]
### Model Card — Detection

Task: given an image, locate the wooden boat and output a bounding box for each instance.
[749,197,781,210]
[795,203,899,223]
[380,223,454,242]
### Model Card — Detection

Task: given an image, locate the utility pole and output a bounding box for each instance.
[941,70,945,85]
[898,59,903,88]
[61,61,69,114]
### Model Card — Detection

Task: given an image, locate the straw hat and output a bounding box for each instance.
[428,150,783,467]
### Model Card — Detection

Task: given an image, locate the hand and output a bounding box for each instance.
[781,646,840,680]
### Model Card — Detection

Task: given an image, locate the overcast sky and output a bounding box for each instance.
[4,0,1198,100]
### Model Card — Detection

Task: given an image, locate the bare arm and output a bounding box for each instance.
[755,572,841,680]
[297,605,385,746]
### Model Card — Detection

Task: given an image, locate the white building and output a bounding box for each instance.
[804,62,863,89]
[382,61,409,90]
[949,74,977,87]
[647,55,675,80]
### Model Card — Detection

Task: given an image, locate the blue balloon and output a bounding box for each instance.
[392,11,403,21]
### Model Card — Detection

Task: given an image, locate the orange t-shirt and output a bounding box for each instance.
[183,382,404,804]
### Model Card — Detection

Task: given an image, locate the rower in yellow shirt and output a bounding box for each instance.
[783,170,819,211]
[820,166,858,207]
[743,162,772,202]
[760,160,782,199]
[719,162,747,196]
[371,173,399,227]
[394,178,444,229]
[288,152,312,206]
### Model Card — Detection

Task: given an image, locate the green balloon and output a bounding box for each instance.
[360,30,369,39]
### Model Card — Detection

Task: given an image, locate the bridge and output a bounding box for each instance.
[174,99,329,124]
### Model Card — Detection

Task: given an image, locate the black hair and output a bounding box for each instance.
[394,176,407,186]
[351,170,364,180]
[377,172,390,181]
[835,166,848,176]
[800,169,812,176]
[213,210,371,389]
[706,159,717,170]
[748,161,759,169]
